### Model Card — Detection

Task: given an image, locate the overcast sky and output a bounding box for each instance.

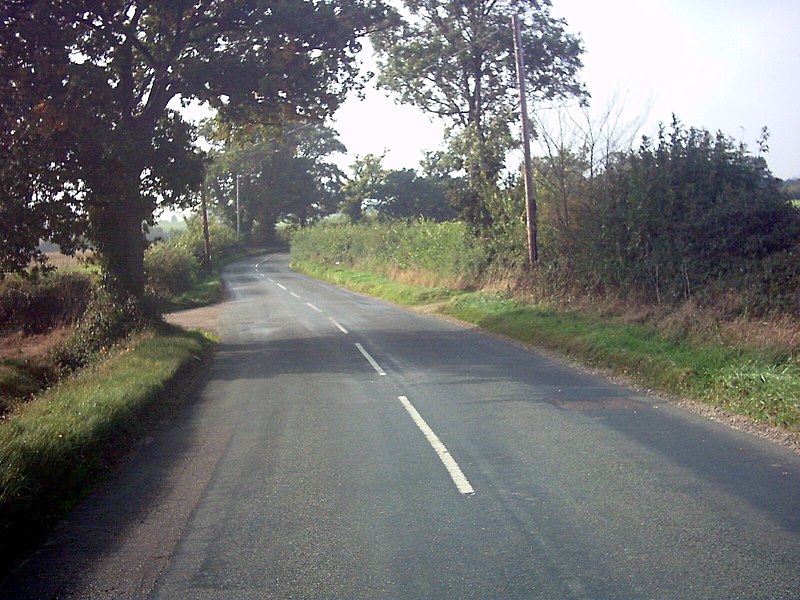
[332,0,800,179]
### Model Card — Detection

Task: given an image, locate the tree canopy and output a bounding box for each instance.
[371,0,585,228]
[1,0,387,308]
[205,120,346,241]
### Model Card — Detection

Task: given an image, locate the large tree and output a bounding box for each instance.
[371,0,584,228]
[206,120,345,240]
[1,0,387,309]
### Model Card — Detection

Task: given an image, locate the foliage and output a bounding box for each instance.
[782,178,800,200]
[292,260,462,306]
[291,220,489,285]
[144,215,239,305]
[175,215,240,265]
[55,287,149,371]
[341,153,387,222]
[567,119,800,311]
[372,0,585,228]
[1,0,388,305]
[340,155,455,222]
[374,168,455,221]
[0,273,93,335]
[205,120,346,239]
[0,327,214,564]
[144,242,200,302]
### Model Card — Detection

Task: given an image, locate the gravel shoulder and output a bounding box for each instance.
[164,302,226,336]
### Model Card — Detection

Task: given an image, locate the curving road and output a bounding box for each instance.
[4,253,800,599]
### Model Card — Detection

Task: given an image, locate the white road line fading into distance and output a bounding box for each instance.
[355,343,386,376]
[330,318,349,334]
[398,396,475,496]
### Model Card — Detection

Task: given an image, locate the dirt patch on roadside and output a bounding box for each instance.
[164,302,226,336]
[0,328,72,360]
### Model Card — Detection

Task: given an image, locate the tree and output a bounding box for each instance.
[205,120,346,241]
[374,169,454,221]
[371,0,584,227]
[341,154,387,222]
[0,2,86,274]
[1,0,387,311]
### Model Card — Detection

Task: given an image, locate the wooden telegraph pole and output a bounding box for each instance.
[512,14,538,265]
[201,184,213,274]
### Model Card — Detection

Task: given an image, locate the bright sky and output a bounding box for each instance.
[332,0,800,179]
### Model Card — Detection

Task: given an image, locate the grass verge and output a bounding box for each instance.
[0,325,216,566]
[165,273,224,311]
[291,259,464,306]
[294,260,800,432]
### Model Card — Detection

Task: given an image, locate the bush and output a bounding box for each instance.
[144,240,199,300]
[174,215,240,264]
[54,287,146,371]
[539,119,800,314]
[0,272,93,335]
[291,220,489,286]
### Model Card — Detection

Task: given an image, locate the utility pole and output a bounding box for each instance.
[512,14,538,265]
[200,183,212,274]
[235,172,241,240]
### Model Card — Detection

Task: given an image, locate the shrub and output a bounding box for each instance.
[291,220,489,286]
[0,272,93,335]
[174,215,240,264]
[54,287,146,371]
[540,119,800,315]
[144,240,198,300]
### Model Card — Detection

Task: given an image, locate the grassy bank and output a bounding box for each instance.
[292,259,463,306]
[293,260,800,432]
[0,325,215,565]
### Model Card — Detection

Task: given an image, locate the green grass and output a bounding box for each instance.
[0,358,57,415]
[159,249,258,312]
[0,326,215,563]
[295,261,800,431]
[165,273,224,311]
[292,259,463,306]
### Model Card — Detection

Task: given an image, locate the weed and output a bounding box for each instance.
[0,326,215,564]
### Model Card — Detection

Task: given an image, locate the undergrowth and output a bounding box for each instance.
[0,325,215,565]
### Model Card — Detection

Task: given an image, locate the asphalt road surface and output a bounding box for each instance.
[3,253,800,599]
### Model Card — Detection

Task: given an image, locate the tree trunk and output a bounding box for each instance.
[90,193,149,303]
[86,142,154,320]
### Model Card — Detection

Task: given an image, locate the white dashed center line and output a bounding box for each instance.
[355,343,386,376]
[330,318,349,334]
[398,396,474,496]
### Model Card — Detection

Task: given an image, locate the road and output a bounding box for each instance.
[3,253,800,599]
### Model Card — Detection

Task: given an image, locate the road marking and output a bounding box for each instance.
[276,283,287,290]
[398,396,475,496]
[355,343,386,376]
[290,292,301,299]
[306,302,323,313]
[330,318,349,334]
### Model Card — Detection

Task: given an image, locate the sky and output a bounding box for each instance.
[331,0,800,180]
